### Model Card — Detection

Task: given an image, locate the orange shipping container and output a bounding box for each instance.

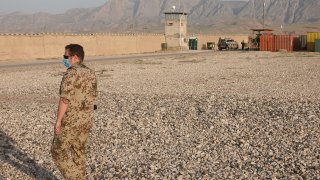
[260,34,275,51]
[274,35,299,52]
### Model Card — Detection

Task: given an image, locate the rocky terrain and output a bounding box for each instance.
[0,51,320,179]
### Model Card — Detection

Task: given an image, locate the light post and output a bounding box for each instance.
[263,1,266,29]
[179,14,182,50]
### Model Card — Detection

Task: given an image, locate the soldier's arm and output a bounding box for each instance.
[56,98,69,123]
[55,69,75,135]
[54,98,69,135]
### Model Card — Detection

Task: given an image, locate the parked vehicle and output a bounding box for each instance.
[218,37,239,50]
[207,42,215,50]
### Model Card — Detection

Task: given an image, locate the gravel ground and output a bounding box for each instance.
[0,51,320,179]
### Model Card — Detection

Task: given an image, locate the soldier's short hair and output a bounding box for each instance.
[65,44,85,62]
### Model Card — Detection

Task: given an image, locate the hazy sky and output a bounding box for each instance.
[0,0,107,14]
[0,0,249,14]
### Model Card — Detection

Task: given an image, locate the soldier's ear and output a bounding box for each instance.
[73,55,80,63]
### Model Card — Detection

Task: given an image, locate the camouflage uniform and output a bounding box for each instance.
[51,63,97,180]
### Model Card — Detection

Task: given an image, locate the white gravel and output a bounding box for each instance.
[0,51,320,179]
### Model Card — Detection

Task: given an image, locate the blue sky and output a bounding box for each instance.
[0,0,249,14]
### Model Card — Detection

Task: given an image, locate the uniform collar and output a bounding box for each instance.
[71,62,83,68]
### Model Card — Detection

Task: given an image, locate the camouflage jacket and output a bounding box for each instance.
[59,63,97,127]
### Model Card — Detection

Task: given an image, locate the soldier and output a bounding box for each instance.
[51,44,97,179]
[241,40,245,50]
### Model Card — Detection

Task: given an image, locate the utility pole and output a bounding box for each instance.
[252,0,255,20]
[179,14,182,50]
[263,1,265,29]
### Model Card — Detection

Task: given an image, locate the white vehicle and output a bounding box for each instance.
[218,38,239,50]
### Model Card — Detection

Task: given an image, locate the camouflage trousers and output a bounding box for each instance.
[51,126,90,180]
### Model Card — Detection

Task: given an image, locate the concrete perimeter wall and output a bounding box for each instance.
[0,33,248,61]
[0,33,166,61]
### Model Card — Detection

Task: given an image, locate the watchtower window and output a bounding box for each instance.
[168,23,173,26]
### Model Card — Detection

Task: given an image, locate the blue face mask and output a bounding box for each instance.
[63,58,71,68]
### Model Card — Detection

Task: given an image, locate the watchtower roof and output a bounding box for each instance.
[251,28,273,32]
[164,12,188,15]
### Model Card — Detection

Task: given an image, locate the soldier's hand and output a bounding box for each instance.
[54,121,62,135]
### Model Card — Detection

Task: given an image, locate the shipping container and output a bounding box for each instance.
[274,35,299,52]
[307,32,320,52]
[259,34,300,52]
[299,35,307,51]
[260,34,275,51]
[315,39,320,52]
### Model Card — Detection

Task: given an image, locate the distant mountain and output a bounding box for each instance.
[239,0,320,23]
[0,0,319,34]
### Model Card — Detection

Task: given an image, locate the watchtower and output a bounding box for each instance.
[164,12,188,50]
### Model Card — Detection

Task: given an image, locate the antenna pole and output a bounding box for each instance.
[263,1,265,29]
[179,14,182,49]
